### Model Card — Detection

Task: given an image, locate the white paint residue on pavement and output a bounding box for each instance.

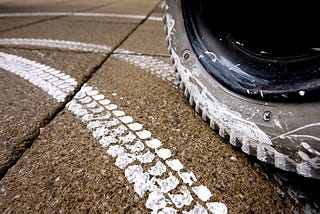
[113,51,180,86]
[192,185,212,202]
[0,38,179,85]
[67,84,228,213]
[0,52,77,102]
[0,38,111,53]
[1,39,227,213]
[206,202,228,214]
[0,12,162,21]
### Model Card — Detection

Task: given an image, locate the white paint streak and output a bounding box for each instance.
[0,33,228,212]
[146,139,162,149]
[0,52,76,102]
[113,51,179,85]
[99,99,111,105]
[148,161,167,176]
[147,16,163,22]
[137,151,155,163]
[159,207,177,214]
[0,12,162,21]
[136,130,152,139]
[0,38,178,85]
[115,152,136,169]
[105,104,117,110]
[178,172,197,187]
[0,38,111,53]
[168,186,193,208]
[166,159,184,171]
[125,165,144,183]
[106,145,125,158]
[127,122,143,131]
[87,90,99,96]
[119,116,134,124]
[125,165,155,197]
[183,203,208,214]
[99,135,117,147]
[126,140,144,153]
[272,122,320,141]
[145,190,167,212]
[192,185,212,202]
[206,202,228,214]
[119,132,136,143]
[112,110,125,117]
[79,96,92,104]
[93,94,104,100]
[157,173,179,193]
[156,148,172,160]
[66,82,228,212]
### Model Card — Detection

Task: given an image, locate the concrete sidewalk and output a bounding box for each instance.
[0,0,318,213]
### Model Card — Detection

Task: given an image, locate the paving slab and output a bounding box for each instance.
[0,48,105,177]
[92,0,161,16]
[0,0,318,213]
[0,16,137,47]
[0,55,284,212]
[78,56,301,213]
[0,0,113,13]
[0,55,301,213]
[0,17,51,32]
[114,2,169,56]
[0,110,147,213]
[116,18,169,56]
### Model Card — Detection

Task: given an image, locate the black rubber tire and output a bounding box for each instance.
[163,0,320,179]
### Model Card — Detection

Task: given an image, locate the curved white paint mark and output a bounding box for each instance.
[192,185,212,202]
[0,52,76,102]
[67,84,228,213]
[1,39,227,213]
[0,38,111,53]
[0,12,162,21]
[0,38,179,84]
[272,122,320,141]
[183,203,208,214]
[113,50,180,86]
[147,16,163,22]
[168,186,193,208]
[207,202,228,214]
[156,148,171,160]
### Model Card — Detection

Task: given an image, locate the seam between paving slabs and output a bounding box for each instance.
[0,0,162,180]
[0,16,62,34]
[0,2,116,34]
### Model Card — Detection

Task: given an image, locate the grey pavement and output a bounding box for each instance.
[0,0,319,213]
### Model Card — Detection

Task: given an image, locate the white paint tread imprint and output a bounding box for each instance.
[0,51,77,102]
[0,12,163,21]
[67,84,228,213]
[0,40,226,212]
[0,38,179,85]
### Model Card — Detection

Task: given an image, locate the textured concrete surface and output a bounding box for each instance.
[0,0,319,213]
[0,48,105,177]
[117,19,170,56]
[84,57,298,213]
[0,17,137,46]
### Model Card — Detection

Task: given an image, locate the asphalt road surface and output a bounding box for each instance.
[0,0,319,213]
